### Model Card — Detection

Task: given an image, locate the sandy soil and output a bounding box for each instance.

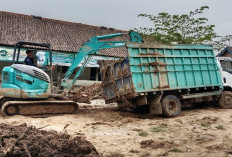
[1,100,232,157]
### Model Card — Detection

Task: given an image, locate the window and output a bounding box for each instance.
[220,60,232,74]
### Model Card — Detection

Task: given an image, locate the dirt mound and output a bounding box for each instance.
[72,83,103,104]
[140,139,177,149]
[0,123,102,157]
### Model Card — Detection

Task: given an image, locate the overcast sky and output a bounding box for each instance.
[0,0,231,36]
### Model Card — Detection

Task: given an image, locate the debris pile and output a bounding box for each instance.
[72,83,103,104]
[0,123,102,157]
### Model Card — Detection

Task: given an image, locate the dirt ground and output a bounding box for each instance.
[1,100,232,157]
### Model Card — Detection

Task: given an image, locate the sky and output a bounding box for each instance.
[0,0,231,36]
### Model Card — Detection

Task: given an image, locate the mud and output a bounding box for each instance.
[98,59,122,82]
[71,83,103,104]
[138,52,165,57]
[140,139,178,149]
[98,58,138,105]
[0,123,101,157]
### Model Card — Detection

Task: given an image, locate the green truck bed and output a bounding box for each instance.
[100,42,223,103]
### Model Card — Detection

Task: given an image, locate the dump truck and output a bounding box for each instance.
[99,42,232,117]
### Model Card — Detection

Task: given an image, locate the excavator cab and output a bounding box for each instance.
[1,42,53,99]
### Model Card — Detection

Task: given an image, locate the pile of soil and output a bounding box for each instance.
[0,123,101,157]
[72,83,103,104]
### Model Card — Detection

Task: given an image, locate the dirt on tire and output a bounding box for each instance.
[0,123,102,157]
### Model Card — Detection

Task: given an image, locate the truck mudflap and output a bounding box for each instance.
[99,58,138,105]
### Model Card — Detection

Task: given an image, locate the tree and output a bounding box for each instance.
[212,35,232,52]
[135,6,217,45]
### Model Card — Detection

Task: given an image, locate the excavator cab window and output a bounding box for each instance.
[12,41,53,88]
[12,42,52,68]
[13,42,51,64]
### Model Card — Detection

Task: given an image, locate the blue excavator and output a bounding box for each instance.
[0,31,143,116]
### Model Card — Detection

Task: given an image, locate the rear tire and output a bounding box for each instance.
[161,95,181,118]
[219,91,232,109]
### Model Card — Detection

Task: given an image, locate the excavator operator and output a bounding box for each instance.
[24,50,55,71]
[24,50,39,67]
[24,49,55,71]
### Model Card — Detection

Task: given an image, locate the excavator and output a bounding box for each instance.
[0,31,143,116]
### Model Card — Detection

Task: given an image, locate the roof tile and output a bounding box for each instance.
[0,11,129,57]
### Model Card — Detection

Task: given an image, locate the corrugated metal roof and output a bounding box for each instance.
[0,11,129,57]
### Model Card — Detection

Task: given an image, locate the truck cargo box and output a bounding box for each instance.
[99,42,223,107]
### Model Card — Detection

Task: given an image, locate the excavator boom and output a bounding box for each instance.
[61,31,143,94]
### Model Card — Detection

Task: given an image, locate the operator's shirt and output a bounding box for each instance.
[24,56,36,67]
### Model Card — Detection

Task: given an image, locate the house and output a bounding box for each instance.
[0,11,129,82]
[216,46,232,58]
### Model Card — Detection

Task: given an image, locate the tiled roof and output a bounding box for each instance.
[216,46,232,57]
[227,46,232,53]
[0,11,129,57]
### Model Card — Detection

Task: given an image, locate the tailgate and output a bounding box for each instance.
[99,58,137,103]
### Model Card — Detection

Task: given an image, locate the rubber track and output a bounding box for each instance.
[1,100,78,116]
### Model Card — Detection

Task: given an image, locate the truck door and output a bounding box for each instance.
[220,59,232,87]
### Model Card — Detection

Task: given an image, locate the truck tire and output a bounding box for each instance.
[161,95,181,118]
[219,91,232,109]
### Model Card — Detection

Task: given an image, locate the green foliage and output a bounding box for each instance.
[200,122,210,128]
[150,127,164,133]
[150,124,166,132]
[138,131,149,137]
[215,125,225,130]
[135,6,217,45]
[108,151,124,157]
[212,35,232,52]
[168,147,182,153]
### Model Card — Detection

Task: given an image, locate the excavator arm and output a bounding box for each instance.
[61,31,143,94]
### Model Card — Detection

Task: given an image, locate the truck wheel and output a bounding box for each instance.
[219,91,232,109]
[161,95,181,118]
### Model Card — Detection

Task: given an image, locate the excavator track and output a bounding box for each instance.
[1,100,78,116]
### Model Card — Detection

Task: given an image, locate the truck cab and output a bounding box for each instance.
[216,57,232,109]
[217,57,232,91]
